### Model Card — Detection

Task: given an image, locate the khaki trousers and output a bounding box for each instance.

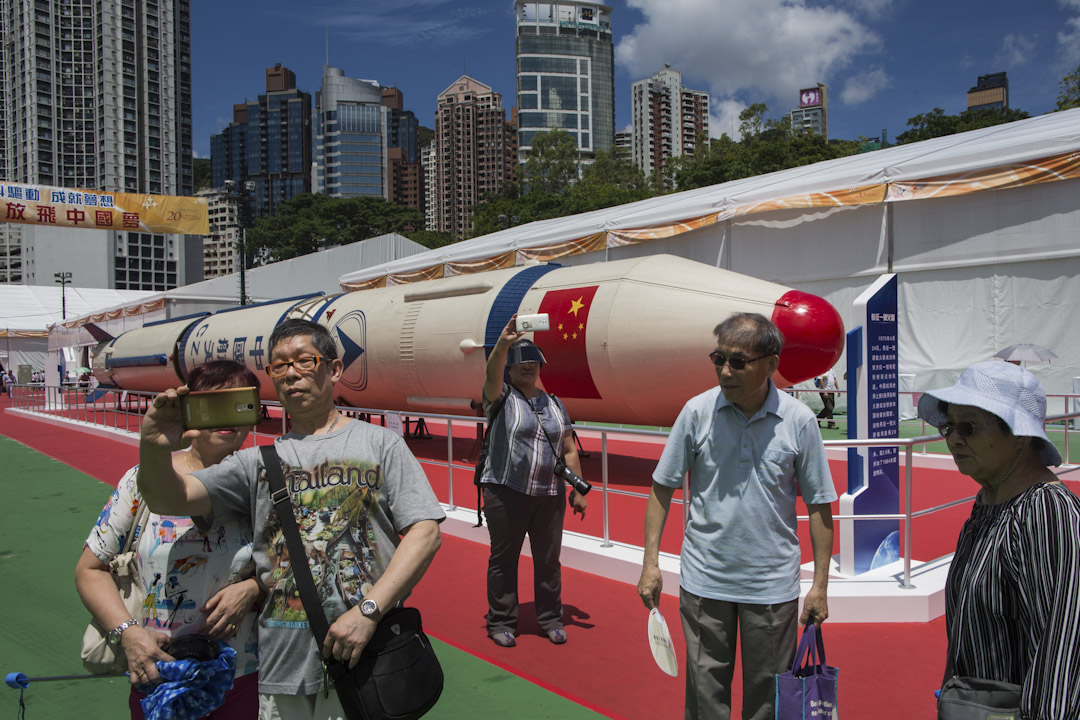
[680,588,798,720]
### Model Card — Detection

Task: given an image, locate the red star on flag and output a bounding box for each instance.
[533,285,602,399]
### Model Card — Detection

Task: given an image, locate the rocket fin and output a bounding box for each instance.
[84,323,115,342]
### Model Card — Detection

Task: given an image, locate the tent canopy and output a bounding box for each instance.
[338,108,1080,290]
[0,285,157,337]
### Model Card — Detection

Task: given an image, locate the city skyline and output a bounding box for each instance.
[192,0,1080,158]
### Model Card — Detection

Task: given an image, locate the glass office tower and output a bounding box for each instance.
[312,66,388,198]
[514,1,614,161]
[211,65,312,220]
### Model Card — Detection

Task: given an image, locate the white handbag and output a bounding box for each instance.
[80,501,151,674]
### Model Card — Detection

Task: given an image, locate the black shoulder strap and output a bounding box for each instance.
[259,445,333,647]
[473,390,510,527]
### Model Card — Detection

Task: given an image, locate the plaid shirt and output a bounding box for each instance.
[480,383,571,496]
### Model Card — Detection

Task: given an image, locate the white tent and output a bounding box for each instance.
[47,232,430,358]
[339,109,1080,408]
[0,285,157,375]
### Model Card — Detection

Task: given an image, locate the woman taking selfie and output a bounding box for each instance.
[75,361,263,719]
[478,315,587,648]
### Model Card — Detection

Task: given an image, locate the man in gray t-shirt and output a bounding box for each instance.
[137,319,444,717]
[637,313,836,720]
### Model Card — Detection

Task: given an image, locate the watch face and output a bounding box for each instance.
[361,599,377,616]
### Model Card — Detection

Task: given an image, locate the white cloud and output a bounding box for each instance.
[311,3,494,47]
[840,67,890,105]
[616,0,881,117]
[996,33,1037,66]
[709,98,749,140]
[834,0,894,20]
[1060,16,1080,67]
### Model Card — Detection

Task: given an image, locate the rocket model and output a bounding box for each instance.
[91,254,844,426]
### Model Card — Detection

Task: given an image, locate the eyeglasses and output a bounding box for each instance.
[937,421,994,439]
[708,350,772,371]
[265,355,324,379]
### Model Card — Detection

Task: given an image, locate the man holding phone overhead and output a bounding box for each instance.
[637,313,836,720]
[136,318,444,720]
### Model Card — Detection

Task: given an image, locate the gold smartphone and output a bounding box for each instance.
[181,386,261,430]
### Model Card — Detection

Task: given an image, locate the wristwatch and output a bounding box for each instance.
[359,598,382,622]
[107,618,138,647]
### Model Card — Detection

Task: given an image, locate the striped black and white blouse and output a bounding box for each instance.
[945,482,1080,719]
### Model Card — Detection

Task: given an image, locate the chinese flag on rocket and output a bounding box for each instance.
[534,286,602,399]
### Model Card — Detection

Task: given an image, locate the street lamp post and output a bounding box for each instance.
[53,271,72,319]
[224,180,253,306]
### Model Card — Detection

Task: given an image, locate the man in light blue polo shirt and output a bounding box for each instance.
[637,313,836,720]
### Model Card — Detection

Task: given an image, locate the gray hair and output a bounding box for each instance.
[713,313,784,357]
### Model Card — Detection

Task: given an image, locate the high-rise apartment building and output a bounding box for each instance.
[312,66,388,199]
[788,83,828,141]
[435,76,516,239]
[382,87,420,164]
[630,66,709,178]
[421,143,438,231]
[387,147,423,220]
[210,64,312,220]
[381,87,424,213]
[967,72,1009,111]
[514,1,615,161]
[196,186,241,279]
[0,0,197,290]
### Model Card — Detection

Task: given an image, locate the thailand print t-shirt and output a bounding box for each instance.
[194,419,445,695]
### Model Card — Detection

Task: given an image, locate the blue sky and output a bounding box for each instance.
[191,0,1080,158]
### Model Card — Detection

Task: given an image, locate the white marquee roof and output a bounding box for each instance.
[0,285,157,336]
[339,107,1080,290]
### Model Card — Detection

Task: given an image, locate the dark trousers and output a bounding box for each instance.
[482,483,566,635]
[817,393,835,426]
[680,589,799,720]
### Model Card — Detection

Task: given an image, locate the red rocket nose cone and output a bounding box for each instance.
[771,290,845,387]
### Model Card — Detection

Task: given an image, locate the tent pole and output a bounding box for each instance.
[885,202,894,273]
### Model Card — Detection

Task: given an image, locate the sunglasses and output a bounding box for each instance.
[708,350,771,371]
[937,421,994,439]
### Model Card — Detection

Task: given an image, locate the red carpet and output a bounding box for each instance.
[1,397,950,718]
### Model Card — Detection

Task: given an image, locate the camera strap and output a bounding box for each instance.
[509,384,563,463]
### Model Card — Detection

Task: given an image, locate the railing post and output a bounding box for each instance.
[601,432,611,548]
[904,443,913,590]
[446,420,456,511]
[1065,417,1071,466]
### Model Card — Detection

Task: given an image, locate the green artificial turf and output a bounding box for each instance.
[0,436,602,720]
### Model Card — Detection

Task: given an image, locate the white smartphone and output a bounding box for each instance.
[516,313,550,333]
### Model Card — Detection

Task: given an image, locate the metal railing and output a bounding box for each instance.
[9,384,1079,591]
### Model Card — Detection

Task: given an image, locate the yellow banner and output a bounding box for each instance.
[0,182,208,235]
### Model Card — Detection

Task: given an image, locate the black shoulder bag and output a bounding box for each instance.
[472,391,509,527]
[260,445,443,720]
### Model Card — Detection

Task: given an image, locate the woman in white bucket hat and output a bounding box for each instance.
[918,361,1080,719]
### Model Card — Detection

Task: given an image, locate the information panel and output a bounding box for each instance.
[840,274,900,575]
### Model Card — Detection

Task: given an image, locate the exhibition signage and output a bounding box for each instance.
[0,181,208,235]
[840,273,900,575]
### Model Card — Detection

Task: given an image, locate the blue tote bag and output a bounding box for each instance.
[775,623,839,719]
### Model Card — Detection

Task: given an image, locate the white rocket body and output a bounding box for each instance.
[93,255,844,426]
